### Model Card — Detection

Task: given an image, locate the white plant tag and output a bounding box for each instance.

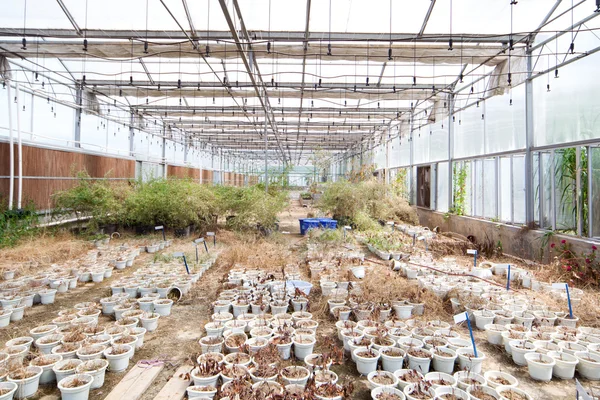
[453,312,468,324]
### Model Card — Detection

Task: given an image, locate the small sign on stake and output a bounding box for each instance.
[454,311,478,358]
[467,249,478,267]
[155,225,166,241]
[576,379,592,400]
[193,238,209,261]
[506,264,511,291]
[552,282,574,318]
[343,225,352,240]
[206,231,216,247]
[173,252,190,275]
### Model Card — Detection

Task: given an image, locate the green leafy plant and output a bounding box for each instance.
[451,162,468,216]
[0,201,40,248]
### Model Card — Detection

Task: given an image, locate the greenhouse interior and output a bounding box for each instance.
[1,1,600,399]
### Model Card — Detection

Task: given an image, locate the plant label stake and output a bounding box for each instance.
[454,311,478,358]
[467,249,478,267]
[206,231,216,247]
[552,282,574,318]
[193,238,208,261]
[506,264,511,291]
[412,234,416,246]
[386,221,394,231]
[343,225,352,240]
[576,379,592,400]
[173,252,190,274]
[155,225,166,241]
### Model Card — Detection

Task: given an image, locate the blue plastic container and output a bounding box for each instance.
[299,218,338,235]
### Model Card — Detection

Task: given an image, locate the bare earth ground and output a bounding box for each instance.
[0,200,594,399]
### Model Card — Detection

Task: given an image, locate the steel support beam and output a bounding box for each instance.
[74,84,82,148]
[525,49,535,226]
[55,0,82,36]
[0,28,527,44]
[418,0,437,38]
[296,0,312,149]
[181,0,198,38]
[139,59,155,85]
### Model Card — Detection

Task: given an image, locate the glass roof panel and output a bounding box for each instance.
[0,0,72,29]
[425,0,553,35]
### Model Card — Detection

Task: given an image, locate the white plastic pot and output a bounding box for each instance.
[484,324,506,345]
[58,373,93,400]
[524,352,555,381]
[281,366,310,387]
[351,266,365,279]
[547,351,578,379]
[190,368,219,387]
[467,385,501,400]
[353,347,380,376]
[454,371,486,391]
[496,386,533,400]
[392,302,414,320]
[139,314,160,332]
[9,305,25,322]
[137,299,154,313]
[367,370,399,390]
[456,348,486,374]
[474,310,496,330]
[293,335,316,361]
[187,385,217,399]
[434,386,469,399]
[509,340,535,366]
[574,351,600,380]
[103,345,132,373]
[30,354,62,384]
[53,359,83,383]
[380,347,406,373]
[406,348,432,374]
[99,298,118,315]
[76,359,109,389]
[0,311,12,328]
[39,289,57,305]
[7,366,42,400]
[483,371,518,389]
[153,299,173,316]
[371,386,406,400]
[431,348,457,374]
[130,327,146,349]
[0,382,17,400]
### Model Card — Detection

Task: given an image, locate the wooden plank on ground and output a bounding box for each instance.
[104,363,165,400]
[153,365,193,400]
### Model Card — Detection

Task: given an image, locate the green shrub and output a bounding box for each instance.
[215,185,287,230]
[52,171,131,229]
[317,179,418,230]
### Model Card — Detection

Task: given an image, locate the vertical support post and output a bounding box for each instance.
[510,155,515,224]
[525,48,535,226]
[576,146,582,237]
[129,112,135,157]
[385,130,390,185]
[495,156,500,219]
[264,116,268,193]
[74,84,82,148]
[448,93,455,210]
[588,146,593,238]
[409,110,415,204]
[15,82,23,209]
[6,80,15,210]
[550,149,557,230]
[538,154,544,228]
[162,127,167,179]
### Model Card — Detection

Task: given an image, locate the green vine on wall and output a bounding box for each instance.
[451,162,468,216]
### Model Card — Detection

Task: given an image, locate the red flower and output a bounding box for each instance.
[586,258,591,264]
[550,243,555,248]
[593,245,598,251]
[561,239,566,244]
[565,265,572,271]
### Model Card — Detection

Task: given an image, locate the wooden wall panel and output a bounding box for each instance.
[0,142,135,210]
[167,165,201,180]
[201,170,213,184]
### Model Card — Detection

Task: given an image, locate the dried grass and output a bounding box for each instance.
[0,233,91,267]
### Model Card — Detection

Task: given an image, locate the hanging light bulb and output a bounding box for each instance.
[205,45,210,57]
[21,38,27,50]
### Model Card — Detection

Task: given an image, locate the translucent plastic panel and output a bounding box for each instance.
[429,122,448,162]
[533,34,600,147]
[485,85,526,154]
[133,130,150,159]
[483,158,497,219]
[462,161,473,216]
[395,139,411,168]
[1,0,72,29]
[454,105,484,159]
[413,128,430,165]
[31,97,74,147]
[473,159,483,217]
[80,113,107,152]
[437,162,449,213]
[373,144,386,170]
[426,0,550,35]
[105,122,131,157]
[499,157,512,222]
[513,155,526,224]
[0,86,18,136]
[591,147,600,238]
[310,0,430,34]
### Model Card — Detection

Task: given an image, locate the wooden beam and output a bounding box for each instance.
[104,363,164,400]
[152,365,192,400]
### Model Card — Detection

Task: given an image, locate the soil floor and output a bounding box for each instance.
[0,198,595,399]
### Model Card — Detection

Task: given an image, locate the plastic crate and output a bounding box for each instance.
[299,218,338,235]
